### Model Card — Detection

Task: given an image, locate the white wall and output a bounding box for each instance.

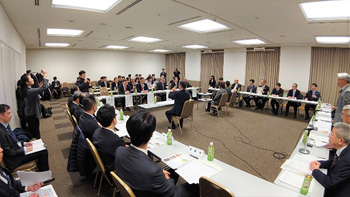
[0,3,26,128]
[26,49,166,83]
[223,50,247,85]
[279,47,311,92]
[185,51,201,81]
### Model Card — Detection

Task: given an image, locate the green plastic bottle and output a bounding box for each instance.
[167,129,172,145]
[151,88,154,93]
[208,142,214,161]
[154,96,157,104]
[110,91,113,97]
[317,98,321,110]
[300,175,312,195]
[266,91,270,97]
[120,109,124,120]
[97,99,100,106]
[302,131,308,144]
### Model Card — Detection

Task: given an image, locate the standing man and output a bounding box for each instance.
[160,68,167,82]
[270,83,284,115]
[165,82,190,129]
[285,83,303,118]
[75,70,90,92]
[173,68,181,81]
[243,79,257,107]
[254,79,270,110]
[334,73,350,123]
[309,122,350,197]
[304,83,321,120]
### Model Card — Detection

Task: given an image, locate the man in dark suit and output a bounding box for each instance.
[0,147,44,196]
[51,76,61,99]
[136,77,149,93]
[111,77,119,91]
[170,77,179,89]
[78,95,100,141]
[215,77,224,88]
[160,68,167,82]
[243,79,257,107]
[118,80,131,111]
[310,122,350,197]
[206,83,227,115]
[304,83,321,120]
[225,81,232,102]
[68,85,79,108]
[98,76,110,88]
[69,91,81,116]
[115,111,199,197]
[75,70,90,92]
[173,68,181,81]
[0,104,49,172]
[254,79,270,110]
[270,83,284,115]
[231,79,241,92]
[73,93,87,122]
[93,105,125,174]
[285,83,303,118]
[156,78,167,101]
[166,82,190,129]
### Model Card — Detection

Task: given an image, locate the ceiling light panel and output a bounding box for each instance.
[233,39,266,45]
[51,0,123,13]
[300,1,350,21]
[182,45,208,49]
[106,45,129,49]
[47,28,84,37]
[129,36,162,43]
[151,49,171,53]
[178,19,230,33]
[45,43,70,47]
[315,36,350,44]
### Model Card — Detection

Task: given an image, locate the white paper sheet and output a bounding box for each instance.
[20,185,57,197]
[105,96,114,106]
[147,93,155,104]
[192,88,197,98]
[162,152,193,169]
[314,120,332,133]
[125,95,133,107]
[279,171,314,193]
[18,171,52,186]
[281,159,311,175]
[26,139,46,155]
[257,87,263,95]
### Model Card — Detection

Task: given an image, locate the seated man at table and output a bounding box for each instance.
[166,82,190,129]
[309,122,350,197]
[78,95,100,141]
[225,81,232,102]
[206,83,227,115]
[73,92,87,123]
[68,85,79,108]
[284,83,303,118]
[69,91,81,116]
[93,105,125,174]
[243,79,257,107]
[270,83,284,115]
[156,78,167,101]
[231,79,241,92]
[215,77,224,88]
[111,77,119,91]
[304,83,321,120]
[170,76,179,89]
[136,77,149,104]
[118,79,131,111]
[254,79,270,110]
[114,111,199,197]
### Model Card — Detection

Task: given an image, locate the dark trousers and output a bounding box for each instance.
[285,101,300,117]
[12,150,49,172]
[271,99,280,114]
[305,104,316,118]
[254,97,268,109]
[26,115,40,139]
[20,118,27,130]
[243,97,252,106]
[165,109,183,127]
[52,88,61,99]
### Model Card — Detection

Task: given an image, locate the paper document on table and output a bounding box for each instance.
[192,89,197,98]
[26,139,46,155]
[176,160,223,184]
[309,133,329,147]
[293,154,326,165]
[314,120,332,133]
[18,171,52,186]
[166,90,172,101]
[105,97,114,106]
[125,95,133,107]
[317,112,332,122]
[147,93,154,104]
[147,138,164,150]
[279,171,314,192]
[257,87,262,95]
[281,159,311,175]
[162,152,193,169]
[20,185,57,197]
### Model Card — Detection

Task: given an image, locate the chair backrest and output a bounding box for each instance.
[71,115,78,129]
[100,87,109,96]
[86,138,106,173]
[65,109,75,129]
[62,82,68,87]
[199,176,235,197]
[110,171,136,197]
[180,100,194,118]
[219,93,228,107]
[88,88,93,94]
[65,103,69,112]
[230,92,237,104]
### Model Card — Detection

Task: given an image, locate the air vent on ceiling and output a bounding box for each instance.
[120,35,135,41]
[201,49,224,54]
[72,44,77,47]
[35,0,39,6]
[246,47,275,52]
[85,31,94,37]
[116,0,142,15]
[168,16,201,26]
[37,28,41,47]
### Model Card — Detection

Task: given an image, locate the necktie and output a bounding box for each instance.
[6,125,20,147]
[331,153,339,171]
[142,85,144,91]
[293,90,295,97]
[124,85,126,92]
[0,169,12,188]
[162,83,164,90]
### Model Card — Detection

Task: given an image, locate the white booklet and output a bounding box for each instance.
[17,170,53,186]
[20,185,57,197]
[26,139,46,155]
[162,152,193,169]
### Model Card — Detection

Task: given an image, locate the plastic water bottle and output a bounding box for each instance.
[208,142,214,161]
[97,99,100,106]
[151,88,154,93]
[167,129,172,145]
[154,96,157,104]
[120,109,124,120]
[302,131,308,144]
[300,174,312,195]
[317,98,321,110]
[110,91,113,97]
[267,91,270,97]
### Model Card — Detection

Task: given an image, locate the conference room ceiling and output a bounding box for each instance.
[1,0,349,53]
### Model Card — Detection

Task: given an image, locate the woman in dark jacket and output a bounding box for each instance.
[209,75,216,88]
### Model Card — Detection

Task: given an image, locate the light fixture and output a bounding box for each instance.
[178,19,230,33]
[129,36,162,43]
[47,28,84,37]
[150,49,171,53]
[315,36,350,44]
[106,45,128,49]
[182,45,208,49]
[51,0,122,13]
[300,1,350,21]
[45,43,70,47]
[233,39,266,45]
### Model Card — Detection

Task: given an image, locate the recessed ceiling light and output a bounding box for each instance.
[47,28,84,37]
[150,49,171,53]
[51,0,122,13]
[106,45,128,49]
[315,36,350,44]
[233,39,266,45]
[129,36,162,43]
[300,1,350,21]
[182,45,208,49]
[178,19,230,33]
[45,43,70,47]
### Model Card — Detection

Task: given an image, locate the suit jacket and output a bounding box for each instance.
[79,112,100,141]
[156,82,167,91]
[160,71,167,81]
[168,90,190,115]
[287,89,303,99]
[115,146,180,197]
[212,89,227,105]
[118,84,131,95]
[99,81,110,88]
[0,167,25,197]
[111,82,118,91]
[136,83,149,92]
[209,80,216,88]
[246,85,257,93]
[304,90,321,101]
[231,83,241,91]
[73,105,84,123]
[334,85,350,123]
[271,88,284,97]
[184,82,192,88]
[258,85,270,95]
[92,128,125,172]
[225,87,232,102]
[0,124,25,171]
[51,80,61,89]
[24,78,49,119]
[69,103,78,117]
[170,81,179,89]
[75,77,89,92]
[312,145,350,197]
[173,71,180,80]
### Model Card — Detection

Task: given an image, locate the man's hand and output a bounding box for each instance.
[27,182,43,192]
[325,143,334,149]
[38,81,44,87]
[304,98,308,101]
[144,90,148,93]
[25,142,32,147]
[172,88,176,92]
[309,161,320,171]
[26,146,33,152]
[163,169,170,179]
[29,193,39,197]
[84,79,89,83]
[312,95,317,98]
[126,91,129,94]
[332,105,337,110]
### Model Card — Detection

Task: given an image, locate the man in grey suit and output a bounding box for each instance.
[334,73,350,123]
[206,82,227,115]
[114,111,199,197]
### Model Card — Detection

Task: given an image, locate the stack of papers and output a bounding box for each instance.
[279,171,315,192]
[147,138,164,150]
[317,112,332,122]
[20,185,57,197]
[176,160,223,184]
[162,152,193,169]
[18,171,53,186]
[26,139,46,155]
[309,133,329,147]
[281,154,327,175]
[314,120,332,134]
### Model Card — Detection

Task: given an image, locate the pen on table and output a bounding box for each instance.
[190,154,198,159]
